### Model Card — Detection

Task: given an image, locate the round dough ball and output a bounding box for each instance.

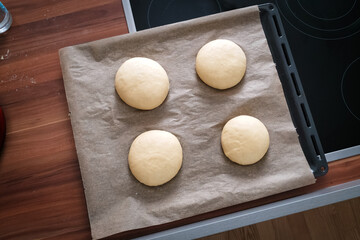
[128,130,183,186]
[221,115,269,165]
[115,57,169,110]
[196,39,246,90]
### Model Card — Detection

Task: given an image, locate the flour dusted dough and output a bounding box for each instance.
[115,57,169,110]
[196,39,246,90]
[128,130,183,186]
[221,115,269,165]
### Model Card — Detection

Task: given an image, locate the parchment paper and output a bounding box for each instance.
[59,6,315,240]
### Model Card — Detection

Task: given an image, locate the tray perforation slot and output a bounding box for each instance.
[281,43,291,66]
[272,15,282,37]
[311,135,321,160]
[290,72,301,96]
[300,103,311,127]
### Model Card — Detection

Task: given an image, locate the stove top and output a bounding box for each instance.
[122,0,360,161]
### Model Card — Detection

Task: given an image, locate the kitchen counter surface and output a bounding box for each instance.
[0,0,359,239]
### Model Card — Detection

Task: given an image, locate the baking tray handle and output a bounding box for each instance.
[259,3,328,177]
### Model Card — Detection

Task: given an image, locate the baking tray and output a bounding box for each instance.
[258,4,328,177]
[60,4,319,238]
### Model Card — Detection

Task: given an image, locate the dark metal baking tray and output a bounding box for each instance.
[259,3,328,177]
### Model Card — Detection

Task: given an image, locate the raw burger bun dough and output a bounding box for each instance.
[115,57,169,110]
[221,115,270,165]
[128,130,183,186]
[196,39,246,90]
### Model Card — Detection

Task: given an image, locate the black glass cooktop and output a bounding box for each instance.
[124,0,360,160]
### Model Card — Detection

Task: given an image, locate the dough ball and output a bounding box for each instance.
[128,130,183,186]
[196,39,246,90]
[115,57,169,110]
[221,115,269,165]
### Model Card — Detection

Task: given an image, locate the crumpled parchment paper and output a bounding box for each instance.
[59,6,315,239]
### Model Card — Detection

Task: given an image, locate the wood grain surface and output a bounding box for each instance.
[0,0,359,239]
[197,197,360,240]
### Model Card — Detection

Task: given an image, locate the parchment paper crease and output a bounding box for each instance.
[59,6,315,239]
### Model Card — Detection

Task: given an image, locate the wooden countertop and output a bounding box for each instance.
[0,0,359,239]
